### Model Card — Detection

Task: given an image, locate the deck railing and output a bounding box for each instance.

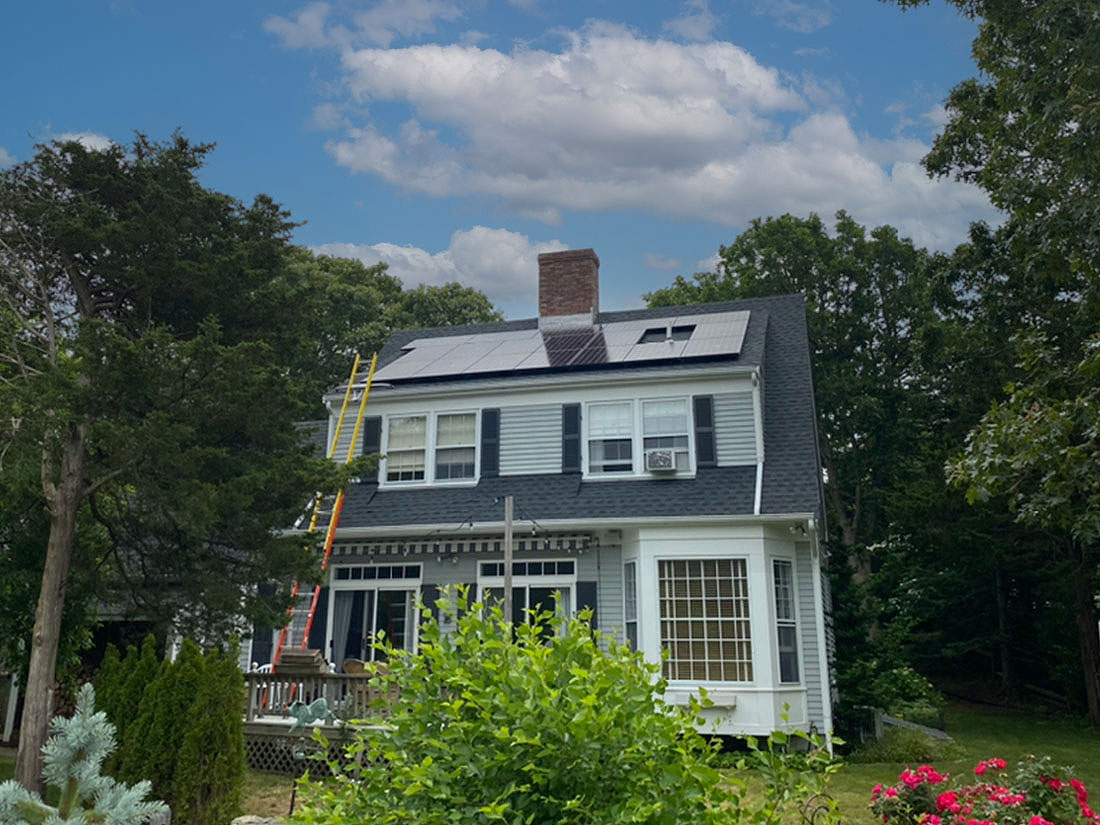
[243,671,396,722]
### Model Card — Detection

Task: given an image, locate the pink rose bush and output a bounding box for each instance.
[871,756,1099,825]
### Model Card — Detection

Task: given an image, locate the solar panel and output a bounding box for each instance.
[372,310,750,382]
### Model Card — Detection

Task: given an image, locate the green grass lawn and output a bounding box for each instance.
[814,703,1100,825]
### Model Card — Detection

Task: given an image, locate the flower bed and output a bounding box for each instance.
[871,756,1099,825]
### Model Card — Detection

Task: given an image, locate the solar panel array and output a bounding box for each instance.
[373,310,750,382]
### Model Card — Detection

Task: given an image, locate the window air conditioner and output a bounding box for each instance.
[644,449,677,473]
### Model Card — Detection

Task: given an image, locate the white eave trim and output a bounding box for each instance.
[298,512,822,540]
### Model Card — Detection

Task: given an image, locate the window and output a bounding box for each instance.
[478,559,577,625]
[330,564,422,667]
[773,560,800,683]
[638,324,696,344]
[435,413,476,479]
[588,402,633,473]
[386,415,426,481]
[659,559,752,682]
[643,399,690,472]
[384,412,478,484]
[624,561,638,649]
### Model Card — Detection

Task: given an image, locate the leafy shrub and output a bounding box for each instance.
[848,727,955,764]
[0,684,166,824]
[296,590,731,825]
[871,756,1099,825]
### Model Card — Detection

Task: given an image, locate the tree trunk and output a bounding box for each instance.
[15,421,85,791]
[1071,549,1100,726]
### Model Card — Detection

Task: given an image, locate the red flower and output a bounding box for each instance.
[885,788,899,798]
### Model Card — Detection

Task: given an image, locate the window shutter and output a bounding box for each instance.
[420,584,441,627]
[249,624,273,668]
[693,395,717,468]
[576,581,598,632]
[307,586,329,653]
[562,403,581,473]
[481,408,500,478]
[361,416,382,483]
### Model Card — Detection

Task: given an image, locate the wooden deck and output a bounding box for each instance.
[242,672,394,774]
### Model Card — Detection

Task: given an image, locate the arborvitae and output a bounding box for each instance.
[138,639,206,807]
[109,635,160,776]
[172,646,246,825]
[92,644,122,718]
[118,657,172,787]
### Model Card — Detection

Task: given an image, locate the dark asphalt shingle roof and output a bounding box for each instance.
[332,294,823,528]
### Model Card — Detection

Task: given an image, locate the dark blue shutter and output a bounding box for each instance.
[693,395,717,469]
[481,408,500,478]
[420,584,441,627]
[307,586,329,653]
[562,404,581,473]
[249,623,272,668]
[576,581,598,632]
[361,416,382,483]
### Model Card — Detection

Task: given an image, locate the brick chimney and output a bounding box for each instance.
[538,249,599,329]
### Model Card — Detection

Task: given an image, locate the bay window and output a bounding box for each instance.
[773,560,800,683]
[659,558,753,682]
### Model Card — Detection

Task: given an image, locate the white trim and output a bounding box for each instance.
[809,533,834,752]
[3,674,18,742]
[320,512,822,539]
[583,395,695,479]
[753,462,764,515]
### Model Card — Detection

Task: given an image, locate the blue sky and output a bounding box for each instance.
[2,0,995,318]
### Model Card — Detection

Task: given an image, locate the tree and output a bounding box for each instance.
[948,332,1100,723]
[649,212,943,559]
[887,0,1100,718]
[0,135,352,787]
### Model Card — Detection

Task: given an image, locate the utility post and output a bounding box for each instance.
[503,495,514,624]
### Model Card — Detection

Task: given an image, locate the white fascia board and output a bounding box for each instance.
[315,512,821,540]
[324,362,759,408]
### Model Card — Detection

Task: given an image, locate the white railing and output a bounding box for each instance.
[243,672,396,722]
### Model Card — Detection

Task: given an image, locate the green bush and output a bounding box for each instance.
[172,645,247,825]
[295,590,731,825]
[846,726,956,764]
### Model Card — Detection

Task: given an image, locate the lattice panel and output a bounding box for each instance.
[244,728,351,776]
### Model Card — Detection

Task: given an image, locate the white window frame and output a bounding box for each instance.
[772,559,801,685]
[641,397,692,473]
[477,559,578,621]
[657,557,754,684]
[381,410,479,486]
[583,397,695,478]
[328,563,423,665]
[623,561,638,649]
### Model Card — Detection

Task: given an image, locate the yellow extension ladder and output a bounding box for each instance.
[270,353,379,670]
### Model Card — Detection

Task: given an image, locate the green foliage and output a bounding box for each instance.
[172,646,247,825]
[296,589,732,825]
[110,636,161,767]
[847,727,953,765]
[726,726,845,825]
[0,684,166,824]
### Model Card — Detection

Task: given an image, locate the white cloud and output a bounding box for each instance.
[282,18,996,251]
[0,147,15,168]
[266,0,462,49]
[644,253,682,271]
[756,0,832,33]
[53,132,114,152]
[312,226,567,312]
[663,0,720,42]
[696,252,722,273]
[265,2,345,49]
[923,104,950,128]
[794,46,830,57]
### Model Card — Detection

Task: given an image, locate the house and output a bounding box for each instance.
[257,248,832,737]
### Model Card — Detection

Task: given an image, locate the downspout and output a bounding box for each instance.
[752,369,765,515]
[808,517,834,754]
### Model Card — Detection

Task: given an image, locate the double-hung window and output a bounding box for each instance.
[642,399,691,472]
[386,416,427,481]
[435,413,476,479]
[385,412,477,484]
[588,402,633,474]
[773,560,800,683]
[623,561,638,649]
